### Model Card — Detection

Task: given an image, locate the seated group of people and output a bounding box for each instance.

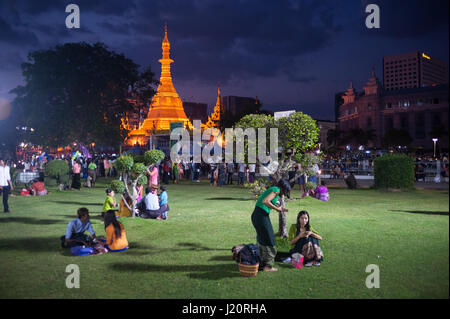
[136,184,170,219]
[100,184,169,220]
[60,207,129,253]
[60,184,171,255]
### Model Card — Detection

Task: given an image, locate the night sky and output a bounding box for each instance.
[0,0,448,121]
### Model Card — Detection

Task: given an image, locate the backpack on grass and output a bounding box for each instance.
[237,244,260,265]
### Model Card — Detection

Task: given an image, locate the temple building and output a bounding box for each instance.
[124,25,193,148]
[205,85,223,128]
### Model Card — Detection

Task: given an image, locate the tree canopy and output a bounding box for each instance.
[10,42,157,149]
[235,112,320,181]
[235,112,320,237]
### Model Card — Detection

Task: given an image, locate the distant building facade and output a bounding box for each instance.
[383,51,448,91]
[338,66,449,150]
[315,119,337,150]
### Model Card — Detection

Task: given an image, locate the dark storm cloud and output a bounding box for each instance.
[360,0,449,38]
[0,16,39,46]
[1,0,136,16]
[121,0,342,84]
[0,0,342,83]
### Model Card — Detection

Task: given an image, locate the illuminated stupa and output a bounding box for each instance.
[125,25,192,147]
[205,84,223,128]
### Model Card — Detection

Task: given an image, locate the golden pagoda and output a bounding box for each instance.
[205,84,223,128]
[141,24,192,131]
[125,25,192,146]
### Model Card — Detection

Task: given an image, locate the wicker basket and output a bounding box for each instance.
[238,256,259,277]
[238,262,259,277]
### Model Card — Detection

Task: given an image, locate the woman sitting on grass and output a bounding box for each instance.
[104,210,129,252]
[289,210,323,266]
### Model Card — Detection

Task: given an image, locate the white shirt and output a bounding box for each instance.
[249,164,256,173]
[144,193,160,210]
[0,165,11,187]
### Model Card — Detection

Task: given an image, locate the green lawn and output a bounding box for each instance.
[0,178,448,299]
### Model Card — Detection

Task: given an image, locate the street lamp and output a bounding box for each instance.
[432,138,438,158]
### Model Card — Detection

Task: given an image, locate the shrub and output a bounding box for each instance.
[304,181,317,192]
[374,153,414,189]
[115,155,134,172]
[44,160,69,184]
[244,178,270,200]
[44,176,57,186]
[144,149,165,166]
[110,180,126,194]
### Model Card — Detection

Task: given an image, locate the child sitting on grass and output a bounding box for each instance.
[102,188,117,218]
[158,185,169,220]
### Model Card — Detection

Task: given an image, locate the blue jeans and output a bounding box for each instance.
[238,172,244,185]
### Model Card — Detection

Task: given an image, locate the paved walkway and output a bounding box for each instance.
[322,178,449,190]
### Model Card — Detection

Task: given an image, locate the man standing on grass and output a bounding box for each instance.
[0,159,13,213]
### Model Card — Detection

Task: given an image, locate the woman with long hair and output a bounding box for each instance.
[251,178,291,272]
[104,210,129,252]
[289,210,323,266]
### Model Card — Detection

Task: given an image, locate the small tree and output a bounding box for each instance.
[44,159,70,189]
[110,149,165,217]
[236,112,320,237]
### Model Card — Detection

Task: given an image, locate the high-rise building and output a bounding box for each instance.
[222,96,258,116]
[383,51,448,91]
[183,101,208,123]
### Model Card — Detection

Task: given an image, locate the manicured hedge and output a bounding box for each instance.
[373,153,414,189]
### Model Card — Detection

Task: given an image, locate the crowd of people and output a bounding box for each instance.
[2,148,448,266]
[320,152,449,182]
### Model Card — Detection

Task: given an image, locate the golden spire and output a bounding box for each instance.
[205,84,223,128]
[216,83,222,107]
[138,24,192,133]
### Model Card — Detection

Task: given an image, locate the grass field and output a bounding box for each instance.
[0,178,448,299]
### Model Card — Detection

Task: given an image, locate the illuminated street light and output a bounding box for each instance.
[432,138,438,158]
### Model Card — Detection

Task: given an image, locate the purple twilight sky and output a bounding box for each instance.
[0,0,448,121]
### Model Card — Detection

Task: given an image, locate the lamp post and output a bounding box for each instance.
[432,138,438,158]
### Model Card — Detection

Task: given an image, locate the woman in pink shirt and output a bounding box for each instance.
[104,158,110,177]
[71,160,82,190]
[148,166,159,194]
